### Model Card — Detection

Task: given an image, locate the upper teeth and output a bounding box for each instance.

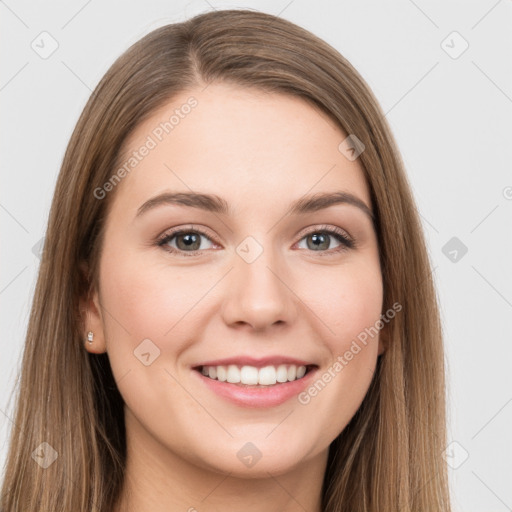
[200,364,307,386]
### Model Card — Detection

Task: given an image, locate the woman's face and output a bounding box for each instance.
[86,82,384,477]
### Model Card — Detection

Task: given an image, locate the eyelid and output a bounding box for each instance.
[298,223,353,242]
[156,224,218,243]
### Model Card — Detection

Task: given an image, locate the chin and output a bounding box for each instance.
[187,430,324,478]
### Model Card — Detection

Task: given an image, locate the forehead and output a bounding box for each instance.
[110,82,370,217]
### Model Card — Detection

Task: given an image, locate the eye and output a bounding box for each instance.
[156,224,355,257]
[157,226,218,257]
[295,225,355,255]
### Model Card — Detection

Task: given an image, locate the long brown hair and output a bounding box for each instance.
[0,9,451,511]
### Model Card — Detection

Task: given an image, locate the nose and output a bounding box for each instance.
[220,244,297,332]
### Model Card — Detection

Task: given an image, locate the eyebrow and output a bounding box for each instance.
[135,191,374,221]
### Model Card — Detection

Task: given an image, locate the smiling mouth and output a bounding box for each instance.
[194,364,317,387]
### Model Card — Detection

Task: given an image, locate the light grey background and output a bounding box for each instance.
[1,1,511,510]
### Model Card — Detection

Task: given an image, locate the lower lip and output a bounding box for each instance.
[193,368,318,408]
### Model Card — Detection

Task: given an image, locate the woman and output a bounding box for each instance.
[0,8,451,512]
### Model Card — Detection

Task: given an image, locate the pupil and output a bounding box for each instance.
[178,233,200,250]
[309,233,328,250]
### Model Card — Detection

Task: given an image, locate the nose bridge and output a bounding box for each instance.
[221,234,294,329]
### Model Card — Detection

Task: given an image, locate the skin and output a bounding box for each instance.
[82,82,386,512]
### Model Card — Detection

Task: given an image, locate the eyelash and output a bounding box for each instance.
[156,224,356,258]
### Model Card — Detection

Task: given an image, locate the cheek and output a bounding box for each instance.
[289,261,383,447]
[297,258,382,394]
[301,259,383,351]
[98,244,205,360]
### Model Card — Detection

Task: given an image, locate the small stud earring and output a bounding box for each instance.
[87,331,94,344]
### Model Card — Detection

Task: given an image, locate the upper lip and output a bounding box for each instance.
[192,356,317,369]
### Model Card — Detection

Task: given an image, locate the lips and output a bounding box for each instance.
[191,355,318,407]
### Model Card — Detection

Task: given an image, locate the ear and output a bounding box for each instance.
[79,261,107,354]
